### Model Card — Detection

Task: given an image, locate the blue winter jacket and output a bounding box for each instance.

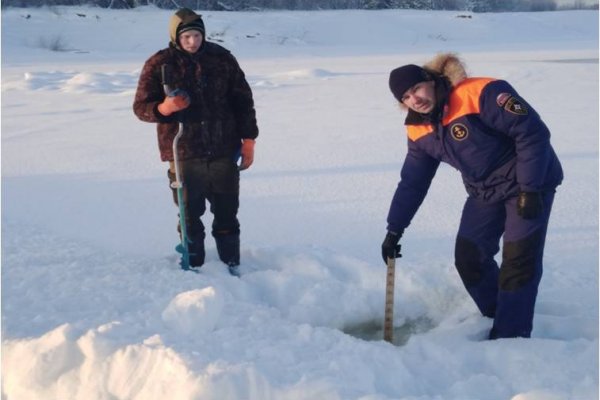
[386,77,563,233]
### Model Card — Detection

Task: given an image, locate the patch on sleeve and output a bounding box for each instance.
[496,92,512,107]
[503,96,528,115]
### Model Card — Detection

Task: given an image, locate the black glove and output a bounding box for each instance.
[381,231,402,265]
[517,191,543,219]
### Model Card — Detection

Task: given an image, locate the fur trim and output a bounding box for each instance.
[423,53,467,87]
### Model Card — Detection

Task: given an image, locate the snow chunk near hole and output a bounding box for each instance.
[162,287,224,335]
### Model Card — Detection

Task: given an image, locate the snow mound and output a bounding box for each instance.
[1,322,202,400]
[162,287,225,335]
[4,70,138,94]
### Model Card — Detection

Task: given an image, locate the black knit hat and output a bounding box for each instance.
[177,18,205,37]
[389,64,432,102]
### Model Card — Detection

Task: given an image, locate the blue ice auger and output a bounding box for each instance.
[161,64,193,271]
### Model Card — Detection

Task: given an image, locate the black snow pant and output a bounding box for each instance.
[168,157,240,267]
[454,192,555,339]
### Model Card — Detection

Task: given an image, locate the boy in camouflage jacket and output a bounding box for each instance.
[134,8,258,269]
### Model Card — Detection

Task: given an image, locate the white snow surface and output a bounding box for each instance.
[1,6,598,400]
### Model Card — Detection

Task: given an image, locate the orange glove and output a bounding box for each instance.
[157,91,190,116]
[239,139,255,170]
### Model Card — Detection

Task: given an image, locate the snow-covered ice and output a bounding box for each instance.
[2,6,598,400]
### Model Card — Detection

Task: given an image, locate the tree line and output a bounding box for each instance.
[3,0,598,11]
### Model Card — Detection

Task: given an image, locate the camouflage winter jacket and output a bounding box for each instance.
[133,42,258,162]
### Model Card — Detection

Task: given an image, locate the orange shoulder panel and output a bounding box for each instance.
[407,124,434,142]
[442,77,496,125]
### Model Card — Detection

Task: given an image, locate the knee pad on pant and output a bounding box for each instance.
[500,229,542,291]
[455,236,483,286]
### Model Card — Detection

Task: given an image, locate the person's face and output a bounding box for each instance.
[401,81,436,114]
[179,30,203,54]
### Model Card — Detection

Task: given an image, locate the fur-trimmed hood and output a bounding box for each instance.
[423,53,468,87]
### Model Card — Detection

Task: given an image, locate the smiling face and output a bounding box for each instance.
[400,81,437,114]
[178,30,203,54]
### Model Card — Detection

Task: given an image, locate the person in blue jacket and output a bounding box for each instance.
[382,53,563,339]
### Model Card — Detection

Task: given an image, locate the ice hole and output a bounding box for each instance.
[342,316,435,346]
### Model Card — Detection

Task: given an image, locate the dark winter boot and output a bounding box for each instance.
[214,232,240,267]
[188,235,206,268]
